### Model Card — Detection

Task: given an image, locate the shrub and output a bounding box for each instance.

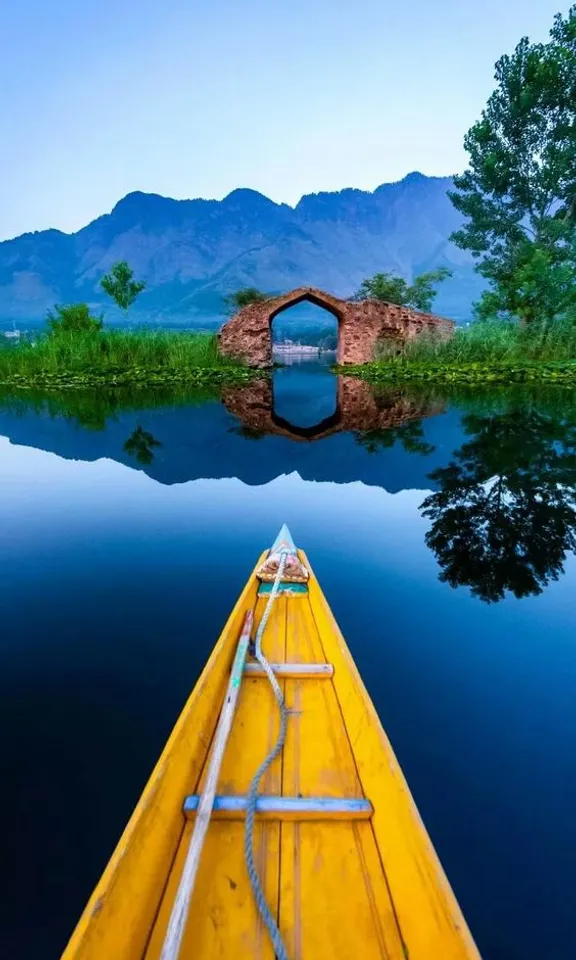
[47,303,103,335]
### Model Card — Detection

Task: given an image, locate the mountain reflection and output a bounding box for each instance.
[0,378,575,603]
[421,407,576,603]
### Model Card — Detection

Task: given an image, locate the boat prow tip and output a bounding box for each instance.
[274,522,296,550]
[257,523,309,584]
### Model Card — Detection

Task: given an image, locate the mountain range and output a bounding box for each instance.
[0,172,484,331]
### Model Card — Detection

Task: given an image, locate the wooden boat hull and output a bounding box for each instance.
[62,544,480,960]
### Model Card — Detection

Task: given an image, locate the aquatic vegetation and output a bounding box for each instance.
[0,329,254,388]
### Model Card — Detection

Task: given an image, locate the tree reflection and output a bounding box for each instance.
[228,424,267,440]
[355,420,435,456]
[123,426,162,464]
[421,410,576,602]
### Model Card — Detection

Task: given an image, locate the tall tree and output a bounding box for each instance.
[353,268,451,312]
[450,7,576,323]
[101,261,146,316]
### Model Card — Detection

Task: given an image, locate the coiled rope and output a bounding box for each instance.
[244,550,290,960]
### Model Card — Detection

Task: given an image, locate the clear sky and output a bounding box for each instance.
[0,0,566,240]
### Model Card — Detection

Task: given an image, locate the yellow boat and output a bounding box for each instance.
[62,526,480,960]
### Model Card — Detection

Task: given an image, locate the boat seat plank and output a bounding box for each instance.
[243,662,334,678]
[183,794,373,820]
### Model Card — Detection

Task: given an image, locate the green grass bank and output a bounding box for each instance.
[0,329,253,389]
[341,319,576,385]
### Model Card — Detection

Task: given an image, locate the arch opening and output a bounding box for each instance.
[269,296,339,432]
[271,298,339,363]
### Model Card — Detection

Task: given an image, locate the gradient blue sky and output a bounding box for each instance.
[0,0,566,240]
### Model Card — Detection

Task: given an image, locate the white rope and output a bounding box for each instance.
[244,551,290,960]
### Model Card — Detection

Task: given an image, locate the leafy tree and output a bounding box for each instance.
[123,426,162,465]
[449,7,576,323]
[224,287,271,314]
[420,409,576,602]
[353,268,452,312]
[101,261,146,316]
[47,303,103,335]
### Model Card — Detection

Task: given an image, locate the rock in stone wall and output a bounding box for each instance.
[218,286,454,368]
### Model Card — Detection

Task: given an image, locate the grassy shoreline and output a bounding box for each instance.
[340,319,576,385]
[0,329,254,389]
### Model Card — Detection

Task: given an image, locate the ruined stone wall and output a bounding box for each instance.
[218,286,454,368]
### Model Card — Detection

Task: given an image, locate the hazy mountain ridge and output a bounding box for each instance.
[0,173,484,328]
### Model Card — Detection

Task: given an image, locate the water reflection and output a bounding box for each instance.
[222,374,442,441]
[270,359,338,430]
[421,408,576,603]
[0,378,575,607]
[2,374,576,960]
[123,426,163,465]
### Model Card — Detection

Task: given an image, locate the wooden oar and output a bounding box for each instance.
[159,609,254,960]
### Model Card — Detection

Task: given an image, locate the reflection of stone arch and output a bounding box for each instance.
[222,376,443,442]
[218,286,453,368]
[270,408,342,440]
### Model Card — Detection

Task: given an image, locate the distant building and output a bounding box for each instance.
[3,330,21,339]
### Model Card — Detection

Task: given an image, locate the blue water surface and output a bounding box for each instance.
[0,362,575,960]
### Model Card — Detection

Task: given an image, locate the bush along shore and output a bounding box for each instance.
[0,329,254,389]
[340,319,576,385]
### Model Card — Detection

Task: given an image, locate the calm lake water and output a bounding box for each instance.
[1,360,576,960]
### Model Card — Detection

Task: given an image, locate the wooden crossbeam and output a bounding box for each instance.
[183,795,372,821]
[243,662,334,678]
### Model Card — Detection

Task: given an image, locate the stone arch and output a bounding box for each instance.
[268,288,343,326]
[218,286,454,368]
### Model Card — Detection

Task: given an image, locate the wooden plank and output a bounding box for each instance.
[183,794,373,820]
[283,596,363,798]
[302,550,481,960]
[145,822,280,960]
[279,821,407,959]
[244,662,333,678]
[61,553,266,960]
[279,593,406,958]
[159,610,254,960]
